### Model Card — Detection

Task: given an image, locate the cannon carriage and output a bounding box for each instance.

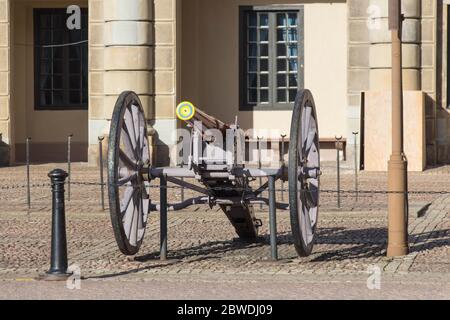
[107,89,321,260]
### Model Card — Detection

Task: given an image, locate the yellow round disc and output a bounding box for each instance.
[176,101,196,121]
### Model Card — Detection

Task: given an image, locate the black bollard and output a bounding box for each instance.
[41,169,71,280]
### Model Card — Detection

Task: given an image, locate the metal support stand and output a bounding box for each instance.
[67,134,73,202]
[41,169,71,281]
[353,132,359,202]
[98,136,105,211]
[26,137,31,210]
[268,175,278,261]
[160,176,168,260]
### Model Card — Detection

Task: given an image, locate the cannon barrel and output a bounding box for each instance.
[177,102,232,134]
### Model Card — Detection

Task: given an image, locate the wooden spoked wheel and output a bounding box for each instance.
[288,89,320,257]
[108,91,151,256]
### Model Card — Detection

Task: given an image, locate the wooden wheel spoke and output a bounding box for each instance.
[307,179,319,206]
[123,192,136,239]
[122,122,138,160]
[302,106,312,145]
[120,185,135,214]
[131,104,141,160]
[119,149,136,170]
[304,131,316,156]
[121,125,137,161]
[118,174,135,186]
[135,190,141,244]
[124,108,137,151]
[302,203,313,242]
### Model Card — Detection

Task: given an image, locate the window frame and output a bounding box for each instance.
[239,5,304,111]
[33,8,89,111]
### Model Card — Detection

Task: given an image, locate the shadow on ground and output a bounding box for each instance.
[86,227,449,280]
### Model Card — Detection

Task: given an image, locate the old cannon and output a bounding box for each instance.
[107,89,321,259]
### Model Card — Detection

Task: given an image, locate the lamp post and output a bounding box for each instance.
[387,0,409,257]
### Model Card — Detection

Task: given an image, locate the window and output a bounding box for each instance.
[240,6,304,110]
[34,8,88,110]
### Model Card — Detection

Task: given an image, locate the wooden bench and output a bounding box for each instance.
[245,137,347,161]
[319,138,347,160]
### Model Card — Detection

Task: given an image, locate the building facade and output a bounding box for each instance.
[0,0,448,171]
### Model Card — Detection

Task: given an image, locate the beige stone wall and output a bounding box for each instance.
[180,0,348,163]
[0,0,9,165]
[10,0,89,163]
[348,0,442,171]
[364,91,426,171]
[437,1,450,164]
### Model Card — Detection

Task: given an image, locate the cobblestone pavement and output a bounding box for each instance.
[0,163,449,299]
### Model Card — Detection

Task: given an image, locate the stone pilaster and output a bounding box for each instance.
[347,0,371,166]
[88,0,154,165]
[0,0,10,166]
[368,0,422,91]
[88,0,106,164]
[421,0,438,165]
[152,0,178,166]
[436,1,450,165]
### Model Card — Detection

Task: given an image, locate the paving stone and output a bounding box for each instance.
[0,164,448,279]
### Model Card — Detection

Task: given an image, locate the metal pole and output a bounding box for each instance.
[180,159,185,203]
[44,169,71,280]
[268,175,278,261]
[257,137,263,210]
[178,137,185,203]
[387,0,409,257]
[353,132,359,202]
[67,134,73,202]
[280,134,287,201]
[98,136,105,211]
[336,137,341,209]
[160,175,168,260]
[26,137,31,210]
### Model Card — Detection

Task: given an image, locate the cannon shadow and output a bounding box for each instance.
[87,226,449,280]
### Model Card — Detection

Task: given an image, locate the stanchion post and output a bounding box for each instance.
[160,175,168,260]
[335,136,343,209]
[280,134,287,201]
[26,137,31,210]
[67,134,73,202]
[41,169,71,280]
[268,175,278,261]
[353,131,359,202]
[98,136,105,211]
[257,137,263,210]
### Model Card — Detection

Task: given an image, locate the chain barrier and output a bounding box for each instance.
[1,180,449,196]
[0,182,50,190]
[65,181,450,196]
[1,179,449,211]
